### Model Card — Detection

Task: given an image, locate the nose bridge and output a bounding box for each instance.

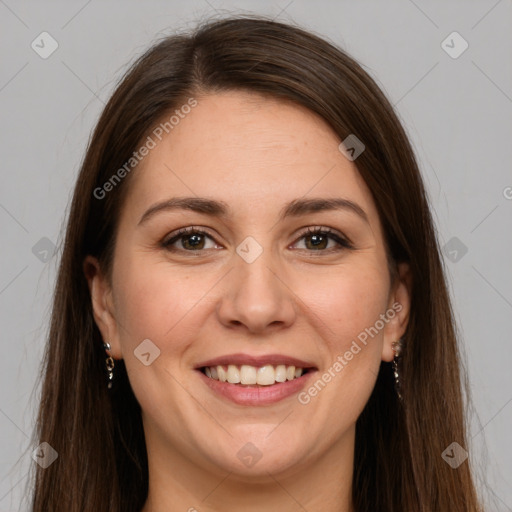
[216,234,296,332]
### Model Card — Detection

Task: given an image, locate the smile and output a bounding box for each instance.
[196,365,317,406]
[201,364,311,385]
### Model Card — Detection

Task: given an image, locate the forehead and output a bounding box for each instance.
[121,90,378,224]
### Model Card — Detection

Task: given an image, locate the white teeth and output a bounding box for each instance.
[227,365,241,384]
[240,365,257,385]
[275,365,287,382]
[203,363,309,386]
[217,366,227,382]
[257,365,275,385]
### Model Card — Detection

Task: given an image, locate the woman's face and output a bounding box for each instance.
[86,90,410,480]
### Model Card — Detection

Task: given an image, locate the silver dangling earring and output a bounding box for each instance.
[103,342,115,389]
[391,338,403,401]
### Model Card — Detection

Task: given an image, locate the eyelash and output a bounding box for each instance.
[161,226,354,254]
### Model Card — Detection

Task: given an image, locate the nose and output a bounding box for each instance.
[215,245,297,334]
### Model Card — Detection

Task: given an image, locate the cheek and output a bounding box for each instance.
[296,259,390,407]
[291,262,390,441]
[112,254,191,354]
[111,255,202,418]
[112,250,226,371]
[301,261,390,348]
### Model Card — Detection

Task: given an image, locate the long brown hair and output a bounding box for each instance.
[30,14,483,511]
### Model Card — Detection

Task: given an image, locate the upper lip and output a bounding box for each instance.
[195,353,318,369]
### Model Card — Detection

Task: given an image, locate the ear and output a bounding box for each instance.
[381,262,412,363]
[83,255,123,359]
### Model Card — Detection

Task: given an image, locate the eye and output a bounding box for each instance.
[292,226,353,252]
[161,227,219,252]
[162,225,353,254]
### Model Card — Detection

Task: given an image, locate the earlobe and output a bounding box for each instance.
[83,255,122,359]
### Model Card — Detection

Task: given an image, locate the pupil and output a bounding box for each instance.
[308,234,326,249]
[185,234,203,249]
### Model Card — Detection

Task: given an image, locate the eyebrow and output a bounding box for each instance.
[137,196,369,226]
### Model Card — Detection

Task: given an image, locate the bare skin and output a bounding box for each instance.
[84,90,411,511]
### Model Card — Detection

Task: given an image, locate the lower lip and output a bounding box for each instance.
[196,369,317,406]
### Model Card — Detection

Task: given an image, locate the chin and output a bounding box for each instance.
[201,434,307,479]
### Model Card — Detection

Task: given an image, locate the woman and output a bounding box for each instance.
[31,14,483,511]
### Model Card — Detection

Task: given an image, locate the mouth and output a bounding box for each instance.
[198,364,316,386]
[195,364,318,406]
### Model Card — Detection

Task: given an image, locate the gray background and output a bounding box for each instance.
[1,0,511,510]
